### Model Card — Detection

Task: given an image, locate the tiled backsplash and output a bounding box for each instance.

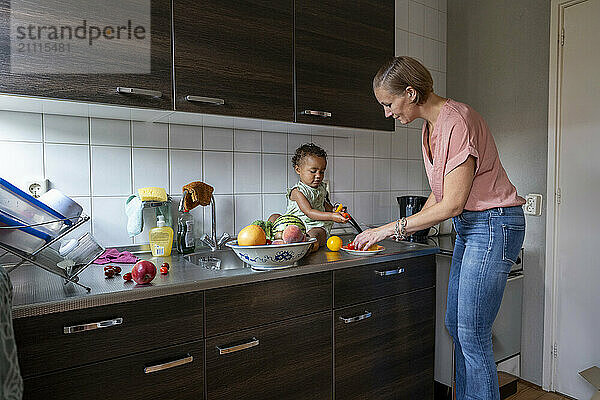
[0,0,446,247]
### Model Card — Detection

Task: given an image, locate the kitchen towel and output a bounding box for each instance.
[182,181,213,211]
[93,248,138,265]
[125,195,144,237]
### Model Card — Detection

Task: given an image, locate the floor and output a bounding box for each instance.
[509,380,575,400]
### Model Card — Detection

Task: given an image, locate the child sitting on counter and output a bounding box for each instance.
[268,143,349,251]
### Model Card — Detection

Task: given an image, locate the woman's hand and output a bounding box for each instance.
[331,212,350,224]
[352,225,390,250]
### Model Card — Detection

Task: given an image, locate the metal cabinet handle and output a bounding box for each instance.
[144,354,193,374]
[116,87,162,98]
[301,110,332,118]
[63,317,123,334]
[374,267,405,276]
[339,311,372,324]
[185,95,225,105]
[216,337,260,355]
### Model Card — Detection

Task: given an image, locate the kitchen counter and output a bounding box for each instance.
[9,235,439,318]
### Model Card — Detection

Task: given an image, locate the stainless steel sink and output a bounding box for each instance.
[185,248,248,270]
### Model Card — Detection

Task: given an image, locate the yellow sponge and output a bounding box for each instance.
[138,187,167,202]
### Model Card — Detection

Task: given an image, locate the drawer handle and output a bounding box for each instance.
[185,95,225,105]
[144,354,194,374]
[374,267,405,277]
[63,317,123,334]
[339,311,372,324]
[216,337,260,355]
[301,110,332,118]
[116,87,162,98]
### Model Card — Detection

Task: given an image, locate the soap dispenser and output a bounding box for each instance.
[149,215,173,257]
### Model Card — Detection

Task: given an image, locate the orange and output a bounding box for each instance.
[326,236,343,252]
[237,225,267,246]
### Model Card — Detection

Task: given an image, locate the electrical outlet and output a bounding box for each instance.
[524,193,543,216]
[27,179,48,198]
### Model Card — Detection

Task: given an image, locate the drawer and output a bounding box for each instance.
[334,255,435,307]
[14,291,203,377]
[23,340,204,400]
[206,311,332,400]
[205,272,332,336]
[335,287,435,400]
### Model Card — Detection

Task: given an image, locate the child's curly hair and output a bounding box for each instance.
[292,143,328,168]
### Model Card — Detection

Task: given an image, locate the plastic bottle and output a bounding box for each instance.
[149,215,173,257]
[177,209,195,254]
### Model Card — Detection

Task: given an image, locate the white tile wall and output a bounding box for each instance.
[0,5,445,245]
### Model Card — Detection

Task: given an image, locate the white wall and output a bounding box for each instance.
[447,0,550,385]
[0,1,447,248]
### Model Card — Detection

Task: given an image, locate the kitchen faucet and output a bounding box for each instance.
[199,196,230,251]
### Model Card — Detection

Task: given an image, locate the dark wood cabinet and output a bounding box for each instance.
[173,0,294,120]
[205,271,332,336]
[0,0,173,109]
[15,254,436,399]
[206,311,332,400]
[14,292,203,377]
[334,255,436,307]
[23,340,204,400]
[335,287,436,400]
[295,0,395,131]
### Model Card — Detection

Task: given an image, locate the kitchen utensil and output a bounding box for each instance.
[0,177,71,236]
[226,238,317,270]
[332,203,362,233]
[397,195,430,242]
[39,189,83,223]
[340,245,385,256]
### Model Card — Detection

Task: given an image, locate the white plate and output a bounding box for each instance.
[340,246,385,256]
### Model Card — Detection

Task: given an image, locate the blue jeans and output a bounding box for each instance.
[446,206,525,400]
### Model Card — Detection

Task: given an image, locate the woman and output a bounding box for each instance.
[353,56,525,400]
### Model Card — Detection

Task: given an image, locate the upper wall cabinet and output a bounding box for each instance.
[0,0,173,109]
[173,0,294,121]
[295,0,395,131]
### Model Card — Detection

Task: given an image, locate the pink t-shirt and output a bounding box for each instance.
[422,99,525,211]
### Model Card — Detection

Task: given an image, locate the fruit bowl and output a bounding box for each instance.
[225,238,317,270]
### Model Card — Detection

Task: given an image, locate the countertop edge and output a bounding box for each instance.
[11,246,439,319]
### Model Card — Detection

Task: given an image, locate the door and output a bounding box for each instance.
[205,312,332,400]
[335,288,435,399]
[0,0,172,109]
[23,341,204,400]
[173,0,294,120]
[295,0,394,131]
[554,1,600,398]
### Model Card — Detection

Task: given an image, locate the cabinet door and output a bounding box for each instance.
[295,0,394,131]
[334,255,436,307]
[0,0,172,109]
[14,291,203,377]
[205,271,332,336]
[335,288,435,400]
[206,311,332,400]
[173,0,294,120]
[23,340,204,400]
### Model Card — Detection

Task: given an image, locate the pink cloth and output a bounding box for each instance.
[93,248,139,265]
[422,99,525,211]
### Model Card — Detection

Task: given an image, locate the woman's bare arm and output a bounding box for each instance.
[353,156,476,249]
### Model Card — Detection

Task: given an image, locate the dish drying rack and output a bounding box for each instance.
[0,214,102,292]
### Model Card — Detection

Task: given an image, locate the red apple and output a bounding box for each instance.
[131,260,157,285]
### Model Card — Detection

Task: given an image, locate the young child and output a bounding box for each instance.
[269,143,349,251]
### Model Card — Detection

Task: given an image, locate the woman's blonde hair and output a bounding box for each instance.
[373,56,433,105]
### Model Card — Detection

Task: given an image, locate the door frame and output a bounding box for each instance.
[543,0,590,391]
